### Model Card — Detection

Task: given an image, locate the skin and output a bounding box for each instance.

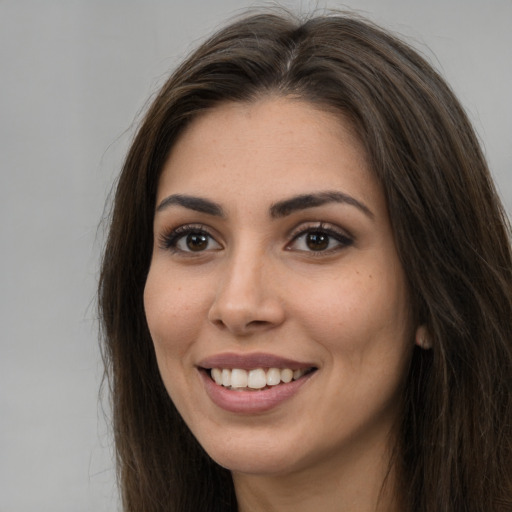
[144,98,418,511]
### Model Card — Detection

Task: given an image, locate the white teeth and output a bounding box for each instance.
[293,369,306,380]
[248,369,267,389]
[266,368,281,386]
[210,367,312,389]
[221,368,231,387]
[280,368,293,383]
[211,368,222,385]
[231,368,248,388]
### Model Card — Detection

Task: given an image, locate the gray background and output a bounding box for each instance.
[1,1,510,511]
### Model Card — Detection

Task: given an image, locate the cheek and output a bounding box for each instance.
[143,266,208,361]
[295,264,411,355]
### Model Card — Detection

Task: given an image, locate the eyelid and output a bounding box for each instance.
[157,221,353,255]
[158,223,222,253]
[286,222,354,252]
[288,221,353,240]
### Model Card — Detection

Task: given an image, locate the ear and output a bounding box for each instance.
[415,325,432,350]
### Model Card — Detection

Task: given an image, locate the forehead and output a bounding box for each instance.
[157,98,383,214]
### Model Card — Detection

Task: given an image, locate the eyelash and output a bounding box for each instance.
[287,222,354,254]
[158,224,219,253]
[158,222,353,255]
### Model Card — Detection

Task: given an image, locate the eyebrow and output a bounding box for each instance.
[270,191,374,219]
[156,194,225,217]
[155,190,373,219]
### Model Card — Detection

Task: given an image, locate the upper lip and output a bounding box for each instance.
[198,352,316,370]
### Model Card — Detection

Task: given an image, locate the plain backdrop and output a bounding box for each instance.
[1,1,511,510]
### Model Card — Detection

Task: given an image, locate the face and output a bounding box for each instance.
[144,98,416,478]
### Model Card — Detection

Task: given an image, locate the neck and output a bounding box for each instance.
[233,436,401,512]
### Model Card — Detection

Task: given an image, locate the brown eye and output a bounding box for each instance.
[161,226,222,253]
[305,232,329,251]
[186,233,209,251]
[287,225,354,254]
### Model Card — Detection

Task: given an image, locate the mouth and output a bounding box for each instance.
[208,366,317,391]
[197,353,318,412]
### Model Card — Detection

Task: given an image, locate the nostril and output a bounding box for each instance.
[210,318,226,328]
[210,318,270,332]
[246,320,271,328]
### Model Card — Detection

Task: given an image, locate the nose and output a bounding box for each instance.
[207,248,285,336]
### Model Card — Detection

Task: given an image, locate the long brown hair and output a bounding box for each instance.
[99,10,512,511]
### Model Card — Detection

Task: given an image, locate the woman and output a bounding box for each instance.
[98,11,512,512]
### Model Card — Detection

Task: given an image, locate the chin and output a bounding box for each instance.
[201,434,304,476]
[215,454,299,477]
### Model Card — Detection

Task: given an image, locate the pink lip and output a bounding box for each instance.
[197,352,317,413]
[199,370,315,414]
[198,352,314,371]
[197,353,317,414]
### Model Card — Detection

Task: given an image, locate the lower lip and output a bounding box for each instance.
[199,369,315,414]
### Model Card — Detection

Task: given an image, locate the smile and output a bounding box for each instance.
[198,353,318,413]
[210,367,314,390]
